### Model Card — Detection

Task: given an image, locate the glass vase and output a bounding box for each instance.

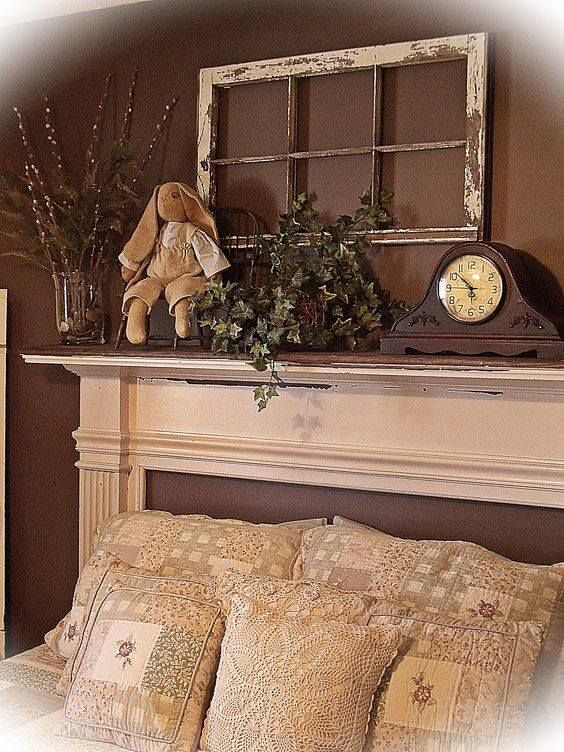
[52,270,105,345]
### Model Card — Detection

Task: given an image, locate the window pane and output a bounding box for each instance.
[381,148,466,228]
[216,80,289,159]
[367,244,453,307]
[215,161,287,233]
[297,69,374,152]
[382,59,467,145]
[296,154,373,224]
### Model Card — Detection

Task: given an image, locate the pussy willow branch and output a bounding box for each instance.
[120,66,139,144]
[85,73,111,175]
[24,162,57,272]
[132,96,178,187]
[87,186,102,273]
[13,107,57,228]
[43,96,65,177]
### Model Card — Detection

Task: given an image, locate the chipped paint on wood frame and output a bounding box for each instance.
[197,34,489,244]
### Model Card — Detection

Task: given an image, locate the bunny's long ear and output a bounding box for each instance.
[122,184,161,263]
[177,183,220,244]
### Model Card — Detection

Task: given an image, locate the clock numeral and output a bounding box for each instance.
[448,295,456,304]
[468,308,474,317]
[458,264,463,272]
[492,285,498,293]
[487,298,493,305]
[468,260,476,269]
[450,272,458,281]
[446,284,452,292]
[478,305,485,314]
[457,304,464,313]
[488,273,495,281]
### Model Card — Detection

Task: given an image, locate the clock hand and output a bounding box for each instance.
[458,273,477,291]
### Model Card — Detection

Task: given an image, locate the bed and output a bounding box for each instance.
[0,507,561,752]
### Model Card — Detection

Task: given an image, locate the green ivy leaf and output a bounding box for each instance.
[228,322,242,338]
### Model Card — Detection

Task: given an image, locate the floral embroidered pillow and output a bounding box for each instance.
[211,570,385,624]
[56,561,212,695]
[62,567,223,751]
[200,596,401,752]
[46,510,302,661]
[365,607,544,752]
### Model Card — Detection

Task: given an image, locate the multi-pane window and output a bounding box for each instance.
[198,34,488,247]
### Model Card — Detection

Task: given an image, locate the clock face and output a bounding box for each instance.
[437,254,504,323]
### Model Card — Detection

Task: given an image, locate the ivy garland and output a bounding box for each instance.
[193,190,406,411]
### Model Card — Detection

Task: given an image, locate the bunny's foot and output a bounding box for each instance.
[174,298,193,339]
[126,299,149,344]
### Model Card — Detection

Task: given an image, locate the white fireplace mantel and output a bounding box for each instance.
[21,351,564,395]
[22,351,564,567]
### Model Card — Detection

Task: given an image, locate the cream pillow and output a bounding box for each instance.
[62,566,223,751]
[47,511,303,661]
[211,570,384,623]
[365,606,544,752]
[200,595,401,752]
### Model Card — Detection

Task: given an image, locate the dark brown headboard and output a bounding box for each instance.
[146,471,564,565]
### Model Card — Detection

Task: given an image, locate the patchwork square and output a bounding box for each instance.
[382,655,464,733]
[90,619,161,687]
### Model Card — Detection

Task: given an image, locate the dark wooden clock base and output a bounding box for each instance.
[382,335,564,359]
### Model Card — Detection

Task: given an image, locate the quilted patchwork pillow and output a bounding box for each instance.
[56,560,212,695]
[46,511,302,661]
[93,511,302,577]
[365,607,544,752]
[300,523,564,723]
[211,570,383,624]
[200,595,402,752]
[62,566,223,751]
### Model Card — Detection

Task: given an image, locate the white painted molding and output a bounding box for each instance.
[103,428,564,507]
[0,1,155,27]
[78,468,128,566]
[20,352,564,395]
[21,351,564,565]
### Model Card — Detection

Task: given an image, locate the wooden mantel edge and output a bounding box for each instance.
[21,350,564,393]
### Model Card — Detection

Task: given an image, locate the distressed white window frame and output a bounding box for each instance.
[198,33,489,246]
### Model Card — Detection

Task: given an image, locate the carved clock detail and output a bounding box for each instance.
[381,242,564,358]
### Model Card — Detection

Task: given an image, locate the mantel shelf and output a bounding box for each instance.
[21,346,564,394]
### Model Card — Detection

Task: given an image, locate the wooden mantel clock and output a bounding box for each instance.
[381,242,564,358]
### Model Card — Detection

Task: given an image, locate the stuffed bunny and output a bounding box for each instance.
[119,182,230,344]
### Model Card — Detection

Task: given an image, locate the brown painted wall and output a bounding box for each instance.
[147,472,564,566]
[0,0,562,653]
